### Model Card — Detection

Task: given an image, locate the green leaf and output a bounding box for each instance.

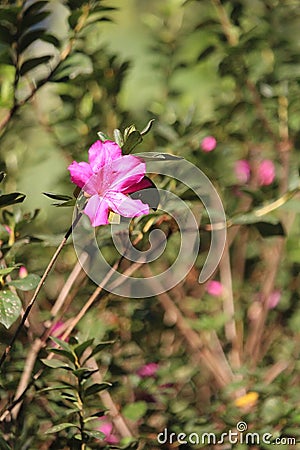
[83,430,105,440]
[40,358,73,370]
[0,172,6,183]
[0,24,15,44]
[137,153,183,161]
[0,290,22,329]
[0,434,12,450]
[73,368,99,380]
[8,274,41,291]
[43,192,73,201]
[41,33,60,47]
[45,422,78,434]
[0,265,20,276]
[19,55,52,76]
[84,382,112,397]
[83,341,115,362]
[47,348,76,364]
[21,11,50,31]
[0,192,26,208]
[253,221,286,237]
[140,119,155,136]
[122,401,147,421]
[54,199,76,207]
[18,28,47,53]
[50,336,73,353]
[122,130,142,154]
[74,338,94,359]
[23,1,48,16]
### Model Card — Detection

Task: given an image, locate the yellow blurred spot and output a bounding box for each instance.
[234,391,259,408]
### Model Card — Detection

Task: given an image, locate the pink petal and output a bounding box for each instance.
[88,140,122,173]
[84,194,109,227]
[206,280,223,296]
[123,176,153,194]
[137,362,159,378]
[201,136,217,152]
[258,159,275,186]
[235,160,251,184]
[68,161,93,189]
[109,155,146,192]
[106,191,149,218]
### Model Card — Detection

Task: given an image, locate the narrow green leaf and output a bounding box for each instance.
[0,265,20,276]
[0,290,22,329]
[83,430,105,440]
[137,153,183,161]
[8,274,41,291]
[43,192,73,201]
[0,434,12,450]
[45,422,78,434]
[122,131,142,154]
[38,385,75,393]
[74,338,94,359]
[97,131,110,141]
[0,172,6,184]
[73,368,99,380]
[140,119,155,136]
[41,33,60,47]
[18,28,47,53]
[54,199,76,207]
[47,348,76,364]
[23,1,48,16]
[50,336,72,352]
[21,11,50,31]
[40,358,73,370]
[87,341,115,360]
[19,55,52,76]
[0,192,26,208]
[84,382,112,397]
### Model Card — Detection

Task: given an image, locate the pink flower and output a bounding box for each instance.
[258,159,275,186]
[201,136,217,152]
[206,280,223,297]
[68,140,151,227]
[98,418,119,444]
[137,362,159,378]
[267,290,281,309]
[235,160,251,184]
[50,321,68,341]
[19,266,28,279]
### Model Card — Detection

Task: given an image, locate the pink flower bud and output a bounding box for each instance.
[19,266,28,279]
[201,136,217,152]
[267,290,281,309]
[235,160,251,184]
[137,362,159,378]
[4,225,11,234]
[206,280,223,297]
[258,159,275,186]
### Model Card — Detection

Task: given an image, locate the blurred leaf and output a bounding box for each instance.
[18,28,47,53]
[19,55,52,76]
[83,430,105,440]
[140,119,155,136]
[0,172,6,183]
[73,368,99,380]
[0,434,12,450]
[23,1,48,16]
[0,192,26,208]
[50,336,73,352]
[0,290,22,329]
[43,192,73,201]
[84,382,112,397]
[253,221,285,237]
[20,11,50,32]
[45,423,78,434]
[122,401,147,421]
[51,53,93,81]
[8,274,41,291]
[40,33,60,47]
[84,341,115,362]
[54,199,76,207]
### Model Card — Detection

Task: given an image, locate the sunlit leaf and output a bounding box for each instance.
[45,423,78,434]
[0,290,22,329]
[19,55,52,76]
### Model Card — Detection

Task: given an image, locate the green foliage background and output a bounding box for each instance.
[0,0,300,448]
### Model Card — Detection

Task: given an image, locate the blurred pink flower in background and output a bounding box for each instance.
[68,140,150,227]
[50,321,68,341]
[235,159,251,184]
[98,417,119,444]
[201,136,217,152]
[206,280,223,297]
[258,159,275,186]
[137,362,159,378]
[19,266,28,279]
[267,290,281,309]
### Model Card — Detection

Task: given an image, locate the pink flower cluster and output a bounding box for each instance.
[235,159,275,186]
[201,136,217,152]
[68,140,151,227]
[206,280,223,297]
